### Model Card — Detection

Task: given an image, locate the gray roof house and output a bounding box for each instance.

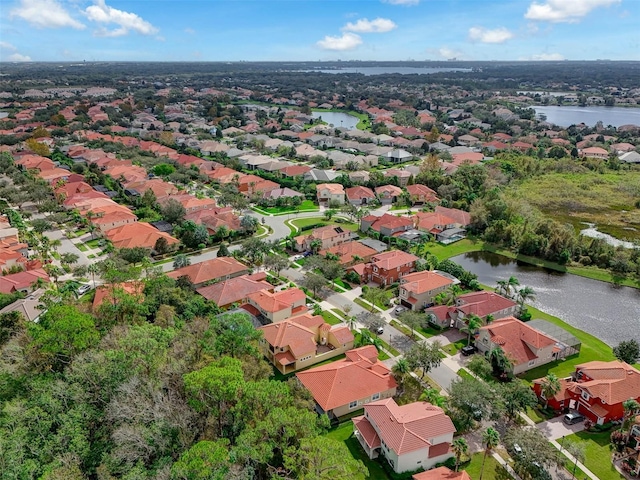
[384,149,413,163]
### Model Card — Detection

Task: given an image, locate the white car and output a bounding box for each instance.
[77,284,92,295]
[292,254,304,261]
[394,306,406,314]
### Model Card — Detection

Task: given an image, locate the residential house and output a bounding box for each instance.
[353,399,455,473]
[259,312,354,374]
[294,225,357,253]
[361,214,413,237]
[105,222,179,252]
[375,185,404,205]
[0,268,50,294]
[620,151,640,164]
[262,187,305,201]
[88,204,138,233]
[406,184,439,205]
[316,183,345,206]
[350,250,419,286]
[580,146,609,159]
[0,288,46,322]
[319,240,378,266]
[280,165,312,178]
[296,345,397,419]
[349,170,371,184]
[384,169,413,187]
[414,212,460,242]
[532,361,640,425]
[168,257,249,288]
[185,207,241,236]
[434,206,471,228]
[425,291,518,329]
[304,169,339,183]
[241,288,307,323]
[93,282,145,310]
[412,467,471,480]
[196,272,272,309]
[476,316,557,374]
[385,149,413,163]
[237,175,280,196]
[398,271,458,311]
[159,193,217,214]
[345,186,375,206]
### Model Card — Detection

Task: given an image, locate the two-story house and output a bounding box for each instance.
[361,214,414,237]
[349,250,419,286]
[375,185,404,205]
[345,186,375,206]
[294,225,357,252]
[259,313,354,374]
[445,291,519,329]
[476,316,557,374]
[398,271,458,311]
[241,288,307,323]
[319,240,378,266]
[353,399,456,474]
[532,361,640,425]
[316,183,345,206]
[406,184,439,205]
[296,345,397,419]
[167,257,249,288]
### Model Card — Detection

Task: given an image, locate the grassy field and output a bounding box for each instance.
[320,310,343,325]
[256,200,319,215]
[461,452,509,480]
[561,431,625,480]
[511,171,640,242]
[287,217,359,234]
[324,422,387,480]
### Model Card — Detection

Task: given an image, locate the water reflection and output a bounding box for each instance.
[452,251,640,347]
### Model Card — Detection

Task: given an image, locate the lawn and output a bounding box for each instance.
[257,200,319,215]
[85,238,102,248]
[457,369,474,380]
[334,278,352,290]
[324,422,387,479]
[320,310,343,326]
[419,238,484,260]
[461,452,509,480]
[442,338,468,355]
[561,431,625,480]
[76,243,88,252]
[287,217,359,234]
[331,309,346,320]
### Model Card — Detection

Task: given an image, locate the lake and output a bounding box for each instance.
[451,251,640,347]
[534,105,640,128]
[302,67,471,76]
[311,111,359,130]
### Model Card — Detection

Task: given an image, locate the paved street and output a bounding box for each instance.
[44,229,92,267]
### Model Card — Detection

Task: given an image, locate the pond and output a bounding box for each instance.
[311,111,359,130]
[534,105,640,128]
[451,251,640,347]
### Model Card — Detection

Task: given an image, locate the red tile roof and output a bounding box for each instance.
[456,291,517,318]
[167,257,249,285]
[480,316,555,366]
[361,398,455,455]
[319,241,377,265]
[0,268,50,293]
[296,346,396,411]
[375,185,403,197]
[105,222,179,250]
[246,288,306,313]
[346,186,375,201]
[406,184,439,202]
[371,250,419,271]
[92,281,144,310]
[434,206,471,226]
[574,361,640,405]
[401,271,454,295]
[413,467,471,480]
[196,273,272,307]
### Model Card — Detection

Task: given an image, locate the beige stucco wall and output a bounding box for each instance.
[331,387,397,418]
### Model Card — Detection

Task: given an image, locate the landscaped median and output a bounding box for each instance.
[251,200,319,216]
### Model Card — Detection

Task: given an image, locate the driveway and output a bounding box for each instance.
[536,417,586,441]
[44,229,91,267]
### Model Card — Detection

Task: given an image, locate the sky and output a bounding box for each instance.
[0,0,638,63]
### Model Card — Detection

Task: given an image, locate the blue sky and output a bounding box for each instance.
[0,0,637,62]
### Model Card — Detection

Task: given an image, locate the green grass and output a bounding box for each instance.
[76,243,88,252]
[443,338,468,355]
[525,406,548,424]
[561,431,625,480]
[457,368,474,380]
[294,259,306,267]
[360,289,393,310]
[334,278,352,290]
[320,310,343,326]
[87,254,95,259]
[324,422,387,479]
[258,200,319,215]
[354,297,380,311]
[461,452,509,480]
[85,239,102,248]
[287,217,359,234]
[331,309,346,320]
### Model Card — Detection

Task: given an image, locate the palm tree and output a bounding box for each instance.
[433,292,448,306]
[495,279,508,296]
[506,276,520,298]
[452,437,469,472]
[621,399,640,432]
[539,373,561,409]
[446,284,462,305]
[517,286,536,309]
[489,347,513,377]
[392,358,410,395]
[88,263,100,288]
[479,427,500,480]
[484,314,494,324]
[419,386,446,408]
[309,238,322,254]
[460,314,482,345]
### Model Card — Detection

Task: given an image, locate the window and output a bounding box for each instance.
[581,390,590,401]
[349,400,358,409]
[528,360,535,366]
[372,392,380,401]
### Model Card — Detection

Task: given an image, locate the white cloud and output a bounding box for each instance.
[383,0,419,5]
[343,18,397,33]
[525,0,620,23]
[437,47,465,60]
[85,0,158,36]
[10,0,85,29]
[316,32,362,51]
[0,42,17,52]
[8,53,32,62]
[184,27,195,34]
[528,52,565,60]
[468,26,514,44]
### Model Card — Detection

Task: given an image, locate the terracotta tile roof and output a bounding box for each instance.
[0,268,50,293]
[92,281,144,310]
[371,250,419,271]
[363,398,455,455]
[456,291,517,318]
[296,346,396,411]
[412,466,471,480]
[196,273,272,307]
[319,241,377,265]
[246,288,306,313]
[574,361,640,405]
[167,257,249,284]
[406,184,439,201]
[162,193,217,211]
[352,415,381,449]
[434,206,471,226]
[316,183,345,194]
[346,186,375,201]
[367,213,414,232]
[105,222,179,250]
[260,314,325,357]
[480,316,555,366]
[375,185,403,197]
[280,165,311,177]
[401,271,454,295]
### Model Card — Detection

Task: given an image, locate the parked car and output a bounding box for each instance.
[563,412,585,425]
[376,326,384,334]
[77,284,92,295]
[394,306,406,314]
[512,443,523,455]
[461,345,477,356]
